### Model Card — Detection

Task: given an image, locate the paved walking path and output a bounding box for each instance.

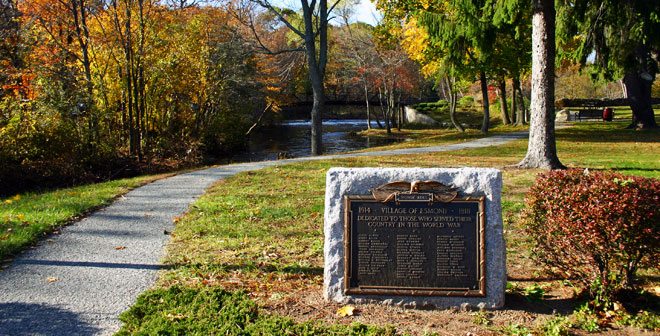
[0,131,527,335]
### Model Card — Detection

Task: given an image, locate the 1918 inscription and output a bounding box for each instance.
[344,194,485,296]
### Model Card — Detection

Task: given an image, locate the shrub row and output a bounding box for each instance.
[522,169,659,302]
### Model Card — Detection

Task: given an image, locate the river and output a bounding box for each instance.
[232,119,404,162]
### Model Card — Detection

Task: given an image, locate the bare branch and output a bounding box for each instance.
[327,0,341,20]
[253,0,305,38]
[245,102,274,135]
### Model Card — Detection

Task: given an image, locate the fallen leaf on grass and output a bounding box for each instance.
[46,277,59,283]
[165,313,186,321]
[336,305,356,317]
[114,246,126,250]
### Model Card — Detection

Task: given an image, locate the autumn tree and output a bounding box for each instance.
[2,0,269,193]
[378,0,502,133]
[332,7,424,132]
[399,17,465,131]
[415,1,496,134]
[557,0,659,129]
[0,0,22,98]
[517,0,564,169]
[333,7,382,128]
[250,0,339,155]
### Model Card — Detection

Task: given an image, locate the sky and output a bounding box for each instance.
[352,0,381,25]
[273,0,382,26]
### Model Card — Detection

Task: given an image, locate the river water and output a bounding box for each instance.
[232,119,404,162]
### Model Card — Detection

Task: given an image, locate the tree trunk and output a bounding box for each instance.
[378,86,391,134]
[522,82,530,123]
[622,46,657,129]
[513,77,525,126]
[479,70,490,134]
[511,78,518,124]
[396,91,402,132]
[445,76,464,132]
[124,1,135,157]
[70,0,96,143]
[364,82,371,129]
[301,1,323,155]
[518,0,564,169]
[310,87,323,155]
[301,0,327,155]
[498,79,511,125]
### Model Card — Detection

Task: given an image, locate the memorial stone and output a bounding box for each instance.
[323,168,505,309]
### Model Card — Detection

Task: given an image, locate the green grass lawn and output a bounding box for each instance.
[359,124,528,151]
[0,174,169,261]
[118,122,659,335]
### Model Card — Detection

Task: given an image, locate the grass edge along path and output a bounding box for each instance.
[0,173,171,262]
[119,123,659,335]
[0,123,527,263]
[0,130,528,336]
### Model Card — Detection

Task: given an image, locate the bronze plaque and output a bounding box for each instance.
[344,193,486,296]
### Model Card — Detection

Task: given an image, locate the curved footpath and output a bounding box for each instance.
[0,131,527,335]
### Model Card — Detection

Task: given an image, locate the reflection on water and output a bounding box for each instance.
[232,119,403,162]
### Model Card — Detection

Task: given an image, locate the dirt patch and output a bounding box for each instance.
[250,274,654,335]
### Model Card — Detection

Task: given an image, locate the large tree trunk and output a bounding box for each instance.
[308,60,324,155]
[518,0,564,169]
[623,73,656,128]
[479,70,490,134]
[498,79,511,125]
[301,0,325,155]
[310,86,324,154]
[622,46,657,129]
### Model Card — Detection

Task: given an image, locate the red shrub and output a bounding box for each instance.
[522,169,659,298]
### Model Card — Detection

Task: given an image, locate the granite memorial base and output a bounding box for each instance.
[323,167,506,309]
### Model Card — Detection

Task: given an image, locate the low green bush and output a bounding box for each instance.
[522,170,659,304]
[434,99,449,106]
[117,285,398,335]
[458,96,474,107]
[414,103,429,108]
[540,316,572,336]
[117,286,259,335]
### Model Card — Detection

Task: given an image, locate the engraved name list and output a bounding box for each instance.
[344,194,485,296]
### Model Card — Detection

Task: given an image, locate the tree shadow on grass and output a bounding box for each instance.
[556,125,660,143]
[0,302,100,335]
[169,262,323,276]
[592,167,660,173]
[504,293,579,315]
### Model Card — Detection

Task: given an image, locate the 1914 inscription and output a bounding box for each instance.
[344,194,485,296]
